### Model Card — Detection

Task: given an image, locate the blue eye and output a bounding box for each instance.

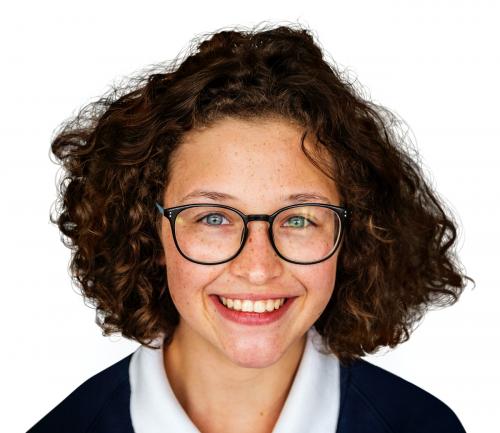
[284,216,312,228]
[200,213,229,225]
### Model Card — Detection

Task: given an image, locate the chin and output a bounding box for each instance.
[230,351,284,369]
[221,337,287,369]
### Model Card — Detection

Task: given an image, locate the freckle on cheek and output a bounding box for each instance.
[248,238,252,243]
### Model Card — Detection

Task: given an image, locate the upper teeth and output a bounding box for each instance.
[219,296,286,313]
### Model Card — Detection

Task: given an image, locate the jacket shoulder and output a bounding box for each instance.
[340,358,467,433]
[27,353,135,433]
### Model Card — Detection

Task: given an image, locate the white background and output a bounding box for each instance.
[1,1,498,432]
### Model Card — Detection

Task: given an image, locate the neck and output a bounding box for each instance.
[163,322,307,433]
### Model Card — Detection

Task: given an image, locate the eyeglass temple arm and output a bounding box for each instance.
[155,202,165,214]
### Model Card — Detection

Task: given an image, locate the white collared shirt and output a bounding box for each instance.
[129,326,340,433]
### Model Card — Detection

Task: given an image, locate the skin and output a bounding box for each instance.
[158,116,342,433]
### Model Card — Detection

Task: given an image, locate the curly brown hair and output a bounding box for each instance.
[49,22,474,366]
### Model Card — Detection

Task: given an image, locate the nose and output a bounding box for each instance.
[228,220,283,284]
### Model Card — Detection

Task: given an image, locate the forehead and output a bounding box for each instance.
[165,117,339,208]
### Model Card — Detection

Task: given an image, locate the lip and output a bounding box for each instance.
[209,294,297,326]
[212,293,296,301]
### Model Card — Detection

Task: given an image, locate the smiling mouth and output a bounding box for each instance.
[217,296,289,313]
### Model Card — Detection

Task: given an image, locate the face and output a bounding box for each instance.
[159,116,341,369]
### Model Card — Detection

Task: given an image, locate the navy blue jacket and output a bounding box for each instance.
[27,354,467,432]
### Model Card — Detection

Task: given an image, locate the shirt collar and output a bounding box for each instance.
[129,326,340,433]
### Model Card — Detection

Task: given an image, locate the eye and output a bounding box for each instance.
[198,213,230,225]
[283,215,313,228]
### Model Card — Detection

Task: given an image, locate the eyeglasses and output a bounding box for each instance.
[155,202,351,265]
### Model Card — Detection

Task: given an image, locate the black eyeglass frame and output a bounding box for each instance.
[155,202,351,265]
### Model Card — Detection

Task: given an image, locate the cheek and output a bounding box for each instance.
[162,226,192,302]
[165,255,197,306]
[299,258,338,308]
[164,241,221,312]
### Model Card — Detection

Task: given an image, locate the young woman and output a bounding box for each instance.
[28,23,472,433]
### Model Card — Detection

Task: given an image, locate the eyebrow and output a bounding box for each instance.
[179,190,332,204]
